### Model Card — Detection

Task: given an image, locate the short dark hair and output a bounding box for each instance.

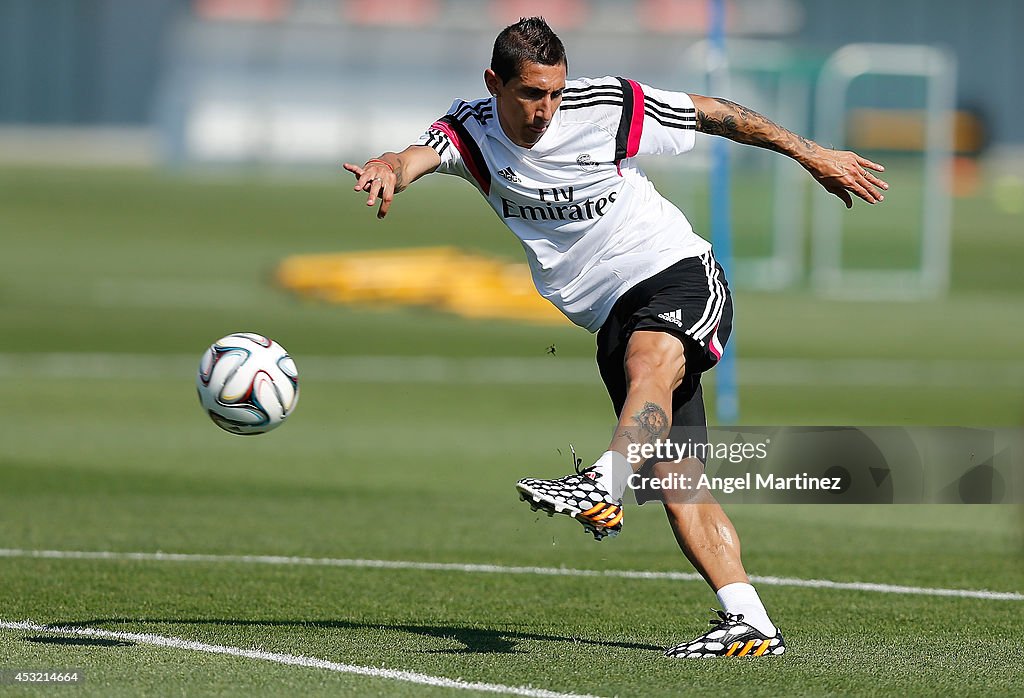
[490,17,567,83]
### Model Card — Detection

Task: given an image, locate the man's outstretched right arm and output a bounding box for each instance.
[343,145,441,219]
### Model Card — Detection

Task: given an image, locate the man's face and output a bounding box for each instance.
[485,61,566,148]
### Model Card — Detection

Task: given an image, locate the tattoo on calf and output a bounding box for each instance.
[634,401,669,441]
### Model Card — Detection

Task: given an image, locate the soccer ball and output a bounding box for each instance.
[196,332,299,435]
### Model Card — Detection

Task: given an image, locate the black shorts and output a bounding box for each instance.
[595,252,733,452]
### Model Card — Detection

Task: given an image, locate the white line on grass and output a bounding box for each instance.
[0,620,602,698]
[1,548,1020,602]
[1,352,1023,388]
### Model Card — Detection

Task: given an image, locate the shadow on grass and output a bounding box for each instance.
[57,617,663,655]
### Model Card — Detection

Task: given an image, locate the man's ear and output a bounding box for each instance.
[483,69,503,97]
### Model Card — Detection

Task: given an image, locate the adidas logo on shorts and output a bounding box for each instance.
[657,309,683,327]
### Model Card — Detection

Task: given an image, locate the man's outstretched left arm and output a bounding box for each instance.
[689,93,888,208]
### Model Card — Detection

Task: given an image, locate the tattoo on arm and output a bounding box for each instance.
[392,156,406,191]
[694,104,739,138]
[696,97,817,159]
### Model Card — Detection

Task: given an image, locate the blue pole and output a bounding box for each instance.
[708,0,738,423]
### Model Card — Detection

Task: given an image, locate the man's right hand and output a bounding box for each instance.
[344,159,397,219]
[343,146,441,219]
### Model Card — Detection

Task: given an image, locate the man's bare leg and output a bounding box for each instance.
[663,490,748,588]
[597,331,775,636]
[602,331,746,586]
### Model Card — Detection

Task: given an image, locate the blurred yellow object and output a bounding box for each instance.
[847,108,986,155]
[275,247,569,325]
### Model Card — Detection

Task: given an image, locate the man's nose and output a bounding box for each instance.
[537,96,555,121]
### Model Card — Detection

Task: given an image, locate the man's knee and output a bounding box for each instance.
[648,456,708,505]
[624,330,687,391]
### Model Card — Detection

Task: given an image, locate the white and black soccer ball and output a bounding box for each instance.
[196,332,299,435]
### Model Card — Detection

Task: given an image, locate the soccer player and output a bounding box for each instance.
[345,17,887,658]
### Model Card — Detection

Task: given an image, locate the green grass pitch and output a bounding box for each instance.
[0,165,1021,696]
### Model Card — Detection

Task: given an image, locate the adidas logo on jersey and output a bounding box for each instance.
[498,167,521,183]
[658,309,684,327]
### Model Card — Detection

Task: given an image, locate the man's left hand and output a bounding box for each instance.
[804,148,889,208]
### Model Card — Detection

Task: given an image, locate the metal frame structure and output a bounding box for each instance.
[811,43,957,299]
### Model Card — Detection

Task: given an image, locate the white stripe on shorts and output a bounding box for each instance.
[685,253,717,336]
[686,252,725,341]
[701,263,727,341]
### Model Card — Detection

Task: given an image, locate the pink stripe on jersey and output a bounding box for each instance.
[431,119,490,195]
[625,79,645,158]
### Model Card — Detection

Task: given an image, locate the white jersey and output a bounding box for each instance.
[415,76,711,332]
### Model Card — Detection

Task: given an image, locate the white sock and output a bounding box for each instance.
[716,582,776,637]
[589,450,632,501]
